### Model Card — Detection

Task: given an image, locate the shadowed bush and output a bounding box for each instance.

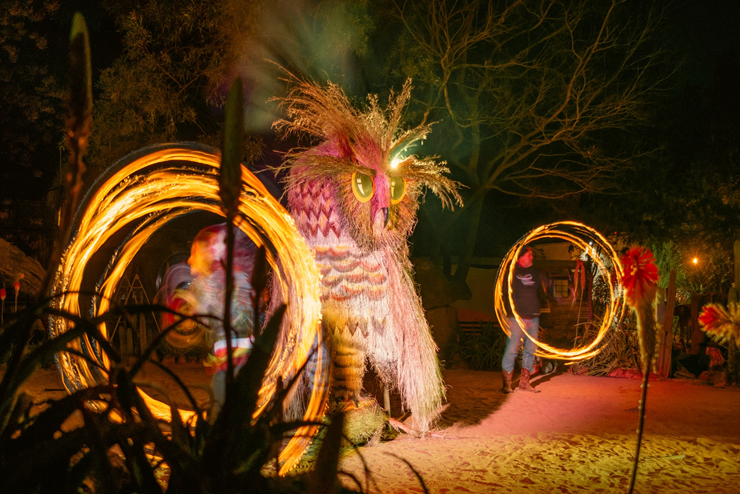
[447,323,507,371]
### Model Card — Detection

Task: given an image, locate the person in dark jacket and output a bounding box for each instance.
[501,246,548,393]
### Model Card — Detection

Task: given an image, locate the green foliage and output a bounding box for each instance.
[448,323,506,371]
[89,0,261,178]
[650,241,695,303]
[0,0,64,199]
[578,317,640,376]
[0,289,361,493]
[650,240,731,302]
[557,48,740,287]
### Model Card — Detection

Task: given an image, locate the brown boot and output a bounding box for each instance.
[518,368,540,393]
[502,369,514,394]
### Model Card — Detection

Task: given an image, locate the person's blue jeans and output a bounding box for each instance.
[502,317,539,372]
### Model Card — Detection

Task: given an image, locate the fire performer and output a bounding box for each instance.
[186,223,257,412]
[501,246,550,394]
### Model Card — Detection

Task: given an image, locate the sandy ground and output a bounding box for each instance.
[18,365,740,493]
[339,369,740,493]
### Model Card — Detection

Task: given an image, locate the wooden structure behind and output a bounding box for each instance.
[690,293,707,356]
[457,259,595,347]
[655,269,676,378]
[111,274,160,359]
[538,260,593,346]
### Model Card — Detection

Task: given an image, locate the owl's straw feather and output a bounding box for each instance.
[272,78,462,209]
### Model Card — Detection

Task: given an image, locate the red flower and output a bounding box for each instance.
[620,246,659,305]
[699,304,723,330]
[698,303,740,346]
[0,289,5,300]
[13,281,20,291]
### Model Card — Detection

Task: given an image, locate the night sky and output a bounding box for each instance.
[2,1,739,259]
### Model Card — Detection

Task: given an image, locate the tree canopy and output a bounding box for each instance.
[87,0,262,176]
[5,0,737,296]
[555,48,740,296]
[0,0,63,200]
[372,0,672,283]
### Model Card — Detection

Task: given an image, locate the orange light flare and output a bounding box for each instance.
[493,221,626,362]
[48,144,323,474]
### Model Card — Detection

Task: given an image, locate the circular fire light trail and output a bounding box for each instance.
[48,143,324,473]
[494,221,626,361]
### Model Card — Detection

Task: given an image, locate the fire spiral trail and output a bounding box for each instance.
[48,143,324,473]
[494,221,626,361]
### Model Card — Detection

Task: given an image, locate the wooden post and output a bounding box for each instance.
[734,240,740,300]
[119,322,126,359]
[124,324,133,359]
[689,293,705,355]
[586,262,594,333]
[655,270,676,378]
[729,241,740,382]
[383,384,391,417]
[138,311,147,357]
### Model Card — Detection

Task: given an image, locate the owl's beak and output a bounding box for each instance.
[382,207,389,227]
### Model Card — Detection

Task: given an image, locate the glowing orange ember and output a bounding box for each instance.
[494,221,626,361]
[48,143,323,473]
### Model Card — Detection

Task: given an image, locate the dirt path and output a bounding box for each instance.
[18,366,740,493]
[340,369,740,493]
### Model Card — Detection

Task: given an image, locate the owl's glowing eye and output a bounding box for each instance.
[351,171,375,203]
[390,176,406,205]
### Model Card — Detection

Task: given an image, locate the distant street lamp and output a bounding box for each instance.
[692,257,699,265]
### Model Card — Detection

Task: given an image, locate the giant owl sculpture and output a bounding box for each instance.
[274,80,461,432]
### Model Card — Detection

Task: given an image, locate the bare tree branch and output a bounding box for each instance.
[391,0,672,280]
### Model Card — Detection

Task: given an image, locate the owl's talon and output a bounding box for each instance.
[333,395,376,413]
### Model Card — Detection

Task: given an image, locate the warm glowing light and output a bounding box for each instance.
[390,156,403,169]
[48,143,324,473]
[692,257,699,265]
[494,221,626,361]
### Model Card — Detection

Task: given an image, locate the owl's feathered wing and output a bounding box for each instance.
[385,247,446,432]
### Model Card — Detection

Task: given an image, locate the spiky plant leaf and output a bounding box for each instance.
[251,245,269,324]
[0,320,90,422]
[66,12,92,161]
[201,305,286,473]
[308,412,344,494]
[0,392,33,447]
[220,77,245,219]
[3,386,106,452]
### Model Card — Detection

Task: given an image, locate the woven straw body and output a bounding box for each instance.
[277,80,462,432]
